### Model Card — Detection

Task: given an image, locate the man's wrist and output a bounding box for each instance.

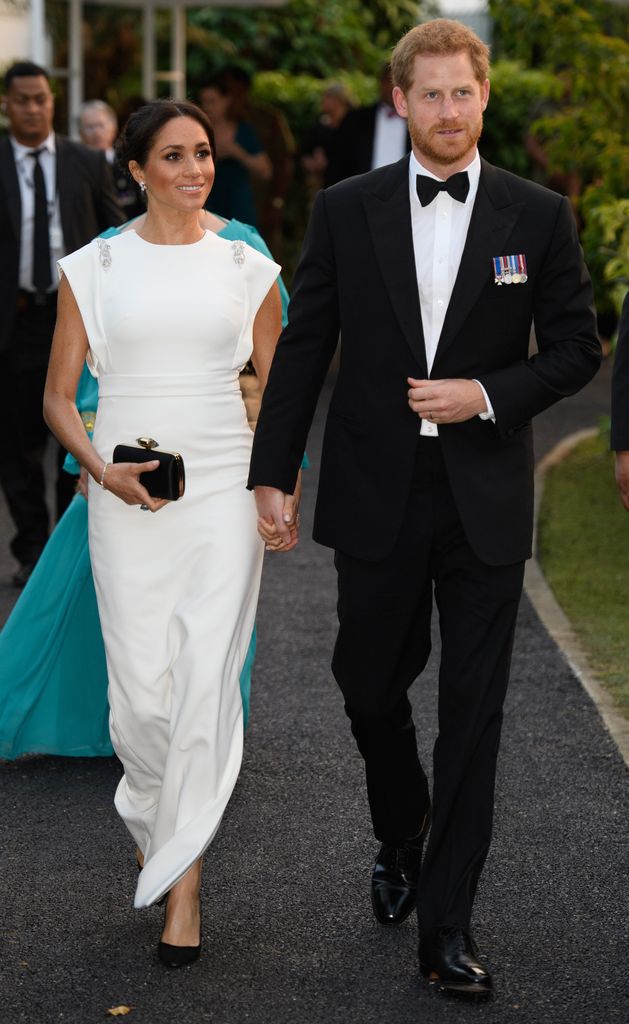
[472,379,495,421]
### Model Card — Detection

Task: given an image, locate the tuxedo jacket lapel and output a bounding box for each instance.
[435,159,524,365]
[361,158,427,374]
[0,137,21,244]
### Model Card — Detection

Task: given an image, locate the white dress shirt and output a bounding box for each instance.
[409,149,493,436]
[11,132,65,292]
[371,104,408,170]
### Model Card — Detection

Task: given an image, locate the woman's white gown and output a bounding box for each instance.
[58,230,279,907]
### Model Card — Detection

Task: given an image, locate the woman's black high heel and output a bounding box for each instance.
[157,937,201,968]
[157,900,201,968]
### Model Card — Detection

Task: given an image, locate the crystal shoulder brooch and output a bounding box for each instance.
[97,238,112,270]
[231,240,246,267]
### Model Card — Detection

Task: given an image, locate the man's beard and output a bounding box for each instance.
[408,113,483,169]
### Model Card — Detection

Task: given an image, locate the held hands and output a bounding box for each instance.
[254,475,302,553]
[407,378,487,424]
[615,452,629,512]
[100,460,170,513]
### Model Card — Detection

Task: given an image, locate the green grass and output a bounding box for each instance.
[538,433,629,719]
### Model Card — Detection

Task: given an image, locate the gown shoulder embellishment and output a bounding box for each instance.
[97,238,112,270]
[231,240,246,267]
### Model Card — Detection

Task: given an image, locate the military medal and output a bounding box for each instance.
[493,254,528,285]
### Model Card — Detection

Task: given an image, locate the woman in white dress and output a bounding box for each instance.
[43,100,298,968]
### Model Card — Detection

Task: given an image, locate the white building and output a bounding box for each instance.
[0,0,43,65]
[437,1,491,41]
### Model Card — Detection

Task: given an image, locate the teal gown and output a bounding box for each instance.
[0,218,289,760]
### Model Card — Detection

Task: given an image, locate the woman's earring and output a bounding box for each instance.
[139,181,146,192]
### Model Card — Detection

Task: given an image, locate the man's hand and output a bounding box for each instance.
[254,484,300,552]
[615,451,629,511]
[407,378,487,424]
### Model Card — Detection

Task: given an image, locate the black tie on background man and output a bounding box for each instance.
[248,19,601,999]
[0,62,124,586]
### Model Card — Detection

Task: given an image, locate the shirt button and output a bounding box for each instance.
[437,299,444,307]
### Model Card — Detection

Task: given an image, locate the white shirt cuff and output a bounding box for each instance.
[473,379,495,422]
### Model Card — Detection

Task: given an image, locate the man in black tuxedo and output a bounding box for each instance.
[611,291,629,510]
[328,64,410,184]
[0,62,124,585]
[249,20,600,997]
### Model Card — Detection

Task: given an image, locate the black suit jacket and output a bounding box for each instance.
[611,291,629,451]
[328,104,411,184]
[249,156,601,566]
[0,134,125,351]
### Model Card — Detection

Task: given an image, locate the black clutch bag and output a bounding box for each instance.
[112,437,185,500]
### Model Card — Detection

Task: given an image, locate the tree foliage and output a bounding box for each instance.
[187,0,431,83]
[489,0,629,320]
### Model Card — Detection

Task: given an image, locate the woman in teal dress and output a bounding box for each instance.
[0,212,290,760]
[198,80,271,228]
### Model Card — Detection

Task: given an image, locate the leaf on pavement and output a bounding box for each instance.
[106,1007,135,1017]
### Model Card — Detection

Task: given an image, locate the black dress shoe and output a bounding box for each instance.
[371,813,430,926]
[419,926,493,998]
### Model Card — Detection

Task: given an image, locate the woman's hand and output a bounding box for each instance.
[257,473,302,553]
[102,460,169,513]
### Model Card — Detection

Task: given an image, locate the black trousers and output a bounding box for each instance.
[0,294,75,565]
[332,436,524,933]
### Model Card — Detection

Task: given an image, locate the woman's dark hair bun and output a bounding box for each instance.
[115,99,216,174]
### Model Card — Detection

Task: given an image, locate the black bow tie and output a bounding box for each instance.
[416,171,470,207]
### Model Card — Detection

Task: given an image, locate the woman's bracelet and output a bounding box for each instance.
[99,462,110,489]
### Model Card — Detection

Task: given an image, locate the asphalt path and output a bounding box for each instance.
[1,359,627,1024]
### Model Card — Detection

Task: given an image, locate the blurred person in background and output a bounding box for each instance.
[329,64,410,184]
[0,62,123,587]
[198,78,271,228]
[301,84,352,192]
[611,292,629,510]
[79,100,144,219]
[220,65,295,257]
[79,99,117,159]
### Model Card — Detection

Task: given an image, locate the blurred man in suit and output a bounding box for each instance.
[329,64,410,183]
[0,62,124,585]
[611,291,629,510]
[301,84,352,191]
[79,99,144,219]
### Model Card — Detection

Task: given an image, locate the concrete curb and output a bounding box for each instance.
[525,428,629,769]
